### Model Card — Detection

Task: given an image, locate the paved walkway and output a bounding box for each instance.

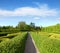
[24,33,39,53]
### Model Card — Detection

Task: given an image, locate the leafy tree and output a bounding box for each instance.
[30,22,35,28]
[17,21,27,31]
[35,27,41,31]
[25,25,31,31]
[29,22,36,30]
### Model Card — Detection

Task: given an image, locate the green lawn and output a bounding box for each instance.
[31,32,60,53]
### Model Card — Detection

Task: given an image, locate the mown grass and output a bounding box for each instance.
[0,32,27,53]
[31,32,60,53]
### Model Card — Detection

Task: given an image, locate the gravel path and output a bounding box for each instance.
[24,32,39,53]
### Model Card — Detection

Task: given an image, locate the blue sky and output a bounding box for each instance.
[0,0,60,27]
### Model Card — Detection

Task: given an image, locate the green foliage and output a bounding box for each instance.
[0,32,10,36]
[0,32,27,53]
[16,21,42,31]
[0,25,20,33]
[30,22,35,28]
[31,32,60,53]
[42,24,60,34]
[17,21,26,30]
[0,21,42,32]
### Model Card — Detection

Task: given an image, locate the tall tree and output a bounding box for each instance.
[17,21,26,30]
[30,22,35,28]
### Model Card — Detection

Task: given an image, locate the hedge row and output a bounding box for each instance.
[0,32,27,53]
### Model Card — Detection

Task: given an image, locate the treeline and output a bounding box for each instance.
[16,21,42,31]
[42,24,60,33]
[0,26,20,33]
[0,21,42,33]
[0,21,60,33]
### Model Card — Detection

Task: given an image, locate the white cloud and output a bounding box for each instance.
[57,18,60,20]
[33,2,48,9]
[0,4,58,17]
[34,17,40,20]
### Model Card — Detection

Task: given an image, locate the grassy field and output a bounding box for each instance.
[0,24,60,53]
[0,32,27,53]
[42,24,60,34]
[31,32,60,53]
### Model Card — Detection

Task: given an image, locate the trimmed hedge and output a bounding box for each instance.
[0,32,27,53]
[0,32,10,36]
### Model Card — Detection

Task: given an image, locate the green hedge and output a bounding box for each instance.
[0,32,27,53]
[31,32,60,53]
[0,32,10,36]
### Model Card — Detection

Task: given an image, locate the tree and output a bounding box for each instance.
[30,22,35,28]
[30,22,35,30]
[17,21,26,31]
[35,27,41,31]
[25,25,31,31]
